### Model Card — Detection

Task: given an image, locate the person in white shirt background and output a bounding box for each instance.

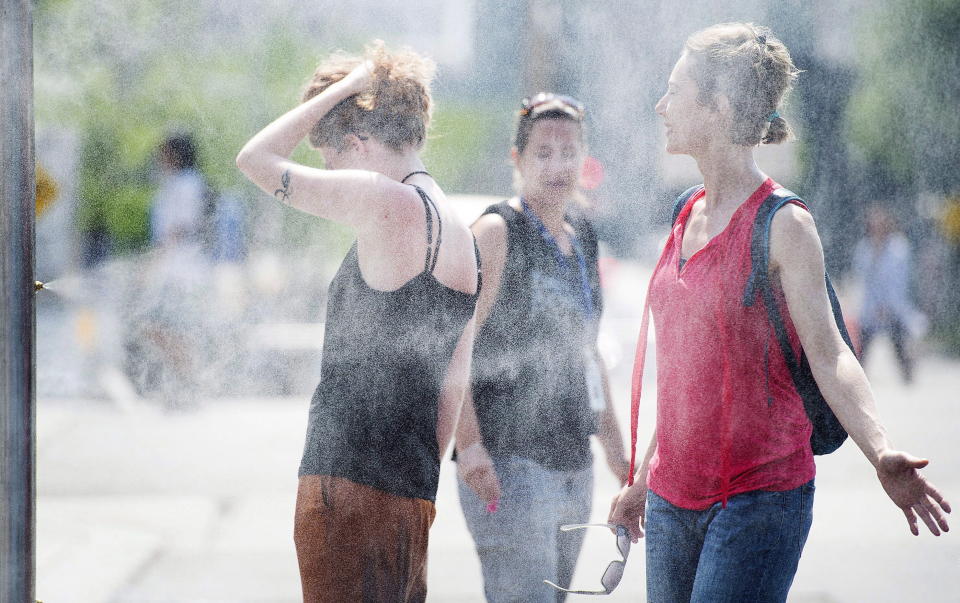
[852,206,926,384]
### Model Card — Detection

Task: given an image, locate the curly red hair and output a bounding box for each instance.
[302,40,435,153]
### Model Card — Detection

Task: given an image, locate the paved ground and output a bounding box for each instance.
[34,262,960,602]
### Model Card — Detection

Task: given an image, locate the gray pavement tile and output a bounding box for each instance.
[115,551,300,602]
[211,495,296,553]
[37,496,220,603]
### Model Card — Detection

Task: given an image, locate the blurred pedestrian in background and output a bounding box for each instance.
[127,132,213,409]
[852,206,925,384]
[236,41,480,602]
[150,133,207,249]
[455,93,629,602]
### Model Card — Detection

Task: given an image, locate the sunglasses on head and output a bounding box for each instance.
[519,93,586,119]
[544,523,630,596]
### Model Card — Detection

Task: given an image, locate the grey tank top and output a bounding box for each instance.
[299,186,480,501]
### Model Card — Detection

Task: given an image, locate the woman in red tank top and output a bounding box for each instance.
[608,23,951,603]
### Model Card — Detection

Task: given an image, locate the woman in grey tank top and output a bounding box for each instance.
[454,94,630,601]
[236,41,480,602]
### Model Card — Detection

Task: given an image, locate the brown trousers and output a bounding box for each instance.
[294,475,436,602]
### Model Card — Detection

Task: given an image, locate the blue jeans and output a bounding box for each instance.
[458,455,593,603]
[645,481,815,603]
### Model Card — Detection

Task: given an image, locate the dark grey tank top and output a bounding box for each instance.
[299,186,480,501]
[469,201,601,471]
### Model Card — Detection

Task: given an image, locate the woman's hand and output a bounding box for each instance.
[339,60,374,96]
[876,450,951,536]
[605,455,631,486]
[609,482,647,543]
[456,442,502,509]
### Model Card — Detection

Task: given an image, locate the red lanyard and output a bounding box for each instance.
[627,221,678,487]
[627,283,653,487]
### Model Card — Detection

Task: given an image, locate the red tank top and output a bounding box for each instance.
[644,178,815,510]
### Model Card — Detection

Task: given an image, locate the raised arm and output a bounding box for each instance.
[770,203,951,536]
[235,62,416,231]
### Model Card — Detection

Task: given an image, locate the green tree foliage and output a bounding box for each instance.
[34,1,499,255]
[847,0,960,194]
[35,2,323,251]
[846,0,960,352]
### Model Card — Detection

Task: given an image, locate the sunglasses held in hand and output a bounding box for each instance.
[544,523,630,595]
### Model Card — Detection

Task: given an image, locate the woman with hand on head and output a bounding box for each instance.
[455,93,630,602]
[236,41,481,602]
[608,23,951,603]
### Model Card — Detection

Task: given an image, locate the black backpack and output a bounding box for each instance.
[672,185,850,455]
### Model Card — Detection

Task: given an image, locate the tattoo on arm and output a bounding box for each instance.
[274,170,292,203]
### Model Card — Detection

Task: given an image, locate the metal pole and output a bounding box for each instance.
[0,0,36,600]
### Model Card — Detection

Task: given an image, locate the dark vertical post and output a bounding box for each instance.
[0,0,36,601]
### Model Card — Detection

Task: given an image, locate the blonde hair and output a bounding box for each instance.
[684,23,800,145]
[302,40,435,152]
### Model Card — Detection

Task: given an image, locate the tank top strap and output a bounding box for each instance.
[411,185,443,274]
[472,234,483,296]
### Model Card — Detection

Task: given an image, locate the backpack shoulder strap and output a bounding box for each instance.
[746,190,815,399]
[744,189,856,364]
[743,189,853,455]
[671,184,704,226]
[824,272,856,351]
[743,188,801,307]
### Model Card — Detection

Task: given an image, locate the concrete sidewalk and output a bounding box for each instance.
[35,350,960,602]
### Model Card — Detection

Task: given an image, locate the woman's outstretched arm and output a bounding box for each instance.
[235,62,415,231]
[771,203,951,536]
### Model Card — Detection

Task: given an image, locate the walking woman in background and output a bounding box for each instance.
[608,23,950,603]
[236,41,481,602]
[853,206,923,383]
[455,93,630,602]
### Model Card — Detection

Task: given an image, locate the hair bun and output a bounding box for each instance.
[762,115,790,144]
[684,22,799,146]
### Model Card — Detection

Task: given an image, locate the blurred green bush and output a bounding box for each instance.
[35,1,503,256]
